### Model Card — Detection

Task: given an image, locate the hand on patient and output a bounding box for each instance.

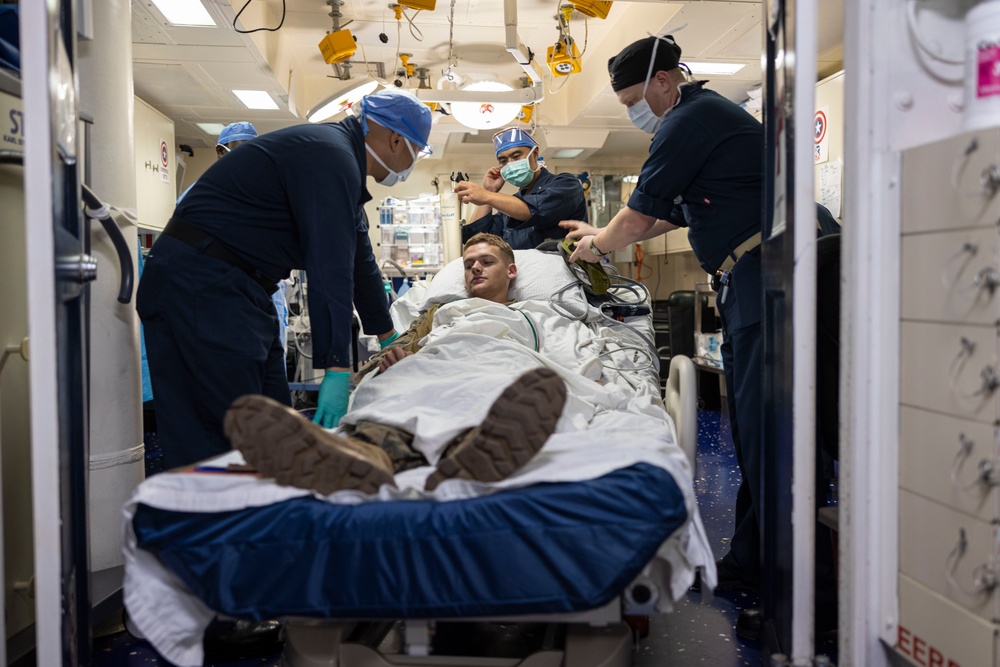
[559,220,601,240]
[379,346,414,373]
[313,370,350,429]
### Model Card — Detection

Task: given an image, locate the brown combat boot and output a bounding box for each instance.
[425,367,567,491]
[224,395,396,495]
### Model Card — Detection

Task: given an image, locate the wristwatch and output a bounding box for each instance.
[590,236,609,258]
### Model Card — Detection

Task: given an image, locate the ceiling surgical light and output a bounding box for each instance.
[449,81,523,131]
[307,79,380,123]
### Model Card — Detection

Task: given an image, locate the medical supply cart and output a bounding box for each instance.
[377,195,444,270]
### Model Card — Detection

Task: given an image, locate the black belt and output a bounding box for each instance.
[162,217,278,295]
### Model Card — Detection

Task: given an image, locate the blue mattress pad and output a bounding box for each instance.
[132,463,687,620]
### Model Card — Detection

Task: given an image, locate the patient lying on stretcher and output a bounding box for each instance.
[225,232,652,496]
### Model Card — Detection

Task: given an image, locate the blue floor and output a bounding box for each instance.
[89,409,789,666]
[634,408,763,666]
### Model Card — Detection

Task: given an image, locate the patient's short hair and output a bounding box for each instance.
[464,233,515,266]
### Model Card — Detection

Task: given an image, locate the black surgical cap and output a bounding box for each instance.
[608,35,683,92]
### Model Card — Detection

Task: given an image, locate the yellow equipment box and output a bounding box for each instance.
[399,0,436,10]
[547,39,582,77]
[318,29,356,65]
[571,0,612,19]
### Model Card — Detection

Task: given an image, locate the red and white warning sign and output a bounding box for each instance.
[814,107,829,164]
[159,138,170,182]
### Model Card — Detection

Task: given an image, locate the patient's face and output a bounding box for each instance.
[463,243,517,303]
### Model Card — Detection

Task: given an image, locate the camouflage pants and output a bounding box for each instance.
[344,420,466,473]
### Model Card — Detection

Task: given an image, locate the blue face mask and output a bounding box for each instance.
[500,148,539,187]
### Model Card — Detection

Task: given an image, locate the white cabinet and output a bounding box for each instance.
[133,97,175,231]
[665,227,692,254]
[898,130,1000,664]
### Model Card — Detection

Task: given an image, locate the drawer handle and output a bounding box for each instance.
[945,528,999,596]
[950,433,975,486]
[940,243,977,290]
[948,339,999,400]
[973,267,1000,295]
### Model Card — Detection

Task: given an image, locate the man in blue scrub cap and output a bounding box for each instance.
[215,120,257,157]
[138,89,432,470]
[455,126,587,249]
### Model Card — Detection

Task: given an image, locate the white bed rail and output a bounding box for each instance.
[664,355,697,470]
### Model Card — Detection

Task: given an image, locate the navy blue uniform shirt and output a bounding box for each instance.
[174,116,390,368]
[461,168,588,250]
[627,83,763,275]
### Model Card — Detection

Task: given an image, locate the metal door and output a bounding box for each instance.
[760,0,819,663]
[21,1,93,664]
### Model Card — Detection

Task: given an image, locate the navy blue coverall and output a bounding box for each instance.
[137,116,392,469]
[460,168,588,250]
[626,82,766,583]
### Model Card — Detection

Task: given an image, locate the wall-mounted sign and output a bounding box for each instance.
[159,138,169,183]
[814,107,829,164]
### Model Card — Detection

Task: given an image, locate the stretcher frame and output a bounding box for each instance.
[275,355,698,667]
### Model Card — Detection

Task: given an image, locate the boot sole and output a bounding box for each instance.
[425,368,567,491]
[224,395,395,495]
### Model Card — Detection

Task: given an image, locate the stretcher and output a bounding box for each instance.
[122,250,712,667]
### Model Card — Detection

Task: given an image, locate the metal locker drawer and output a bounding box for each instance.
[899,490,999,622]
[899,406,1000,522]
[902,129,1000,234]
[901,227,1000,325]
[896,573,997,667]
[900,321,1000,422]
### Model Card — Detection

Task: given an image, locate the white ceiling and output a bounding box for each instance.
[131,0,844,162]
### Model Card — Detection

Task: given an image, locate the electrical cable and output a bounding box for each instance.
[402,9,424,41]
[509,308,540,352]
[233,0,286,34]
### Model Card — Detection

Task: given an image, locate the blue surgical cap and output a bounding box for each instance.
[357,89,433,152]
[492,126,537,157]
[218,121,258,146]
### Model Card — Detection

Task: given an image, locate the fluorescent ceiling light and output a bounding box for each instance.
[149,0,216,26]
[552,148,584,159]
[196,123,227,135]
[450,81,522,131]
[233,90,279,110]
[684,62,746,76]
[307,79,380,123]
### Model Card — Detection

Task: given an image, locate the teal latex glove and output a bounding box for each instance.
[379,331,401,349]
[313,370,350,429]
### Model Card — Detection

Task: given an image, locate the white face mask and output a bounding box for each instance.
[366,138,417,187]
[627,98,663,134]
[627,35,678,135]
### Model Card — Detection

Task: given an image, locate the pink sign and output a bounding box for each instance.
[977,44,1000,98]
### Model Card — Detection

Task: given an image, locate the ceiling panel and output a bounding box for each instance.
[133,0,847,162]
[133,62,222,108]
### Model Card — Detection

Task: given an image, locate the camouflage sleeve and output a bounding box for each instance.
[353,304,440,382]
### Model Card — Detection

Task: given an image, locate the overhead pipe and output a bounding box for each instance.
[504,0,545,95]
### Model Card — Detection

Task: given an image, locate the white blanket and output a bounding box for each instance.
[123,298,715,667]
